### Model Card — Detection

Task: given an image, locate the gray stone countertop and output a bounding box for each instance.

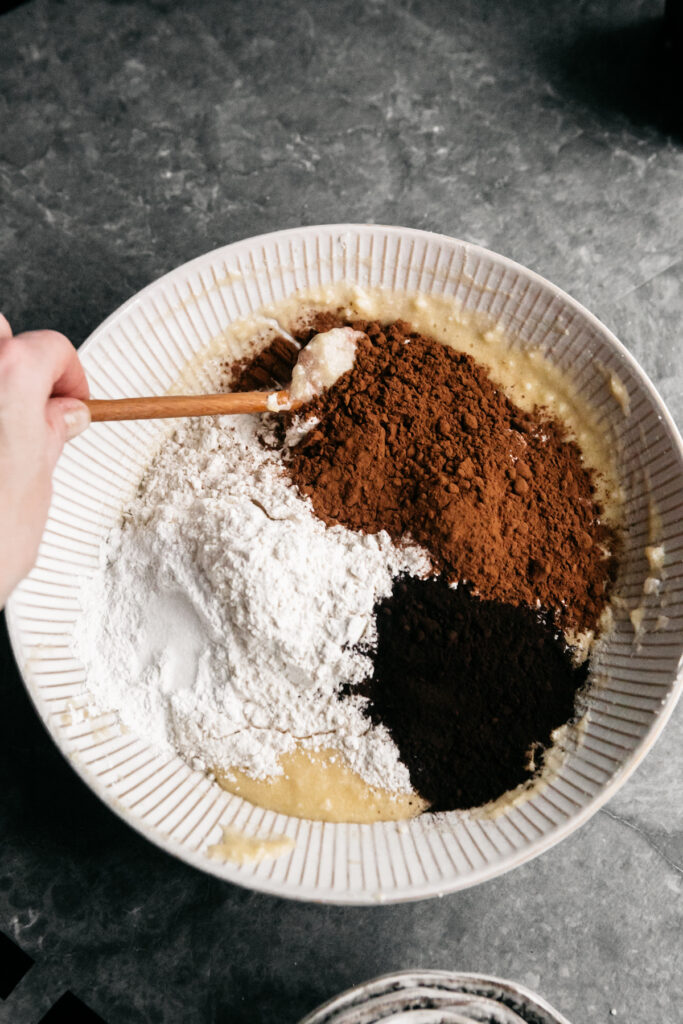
[0,1,681,1021]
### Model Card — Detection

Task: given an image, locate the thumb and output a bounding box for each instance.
[45,396,91,464]
[0,313,12,339]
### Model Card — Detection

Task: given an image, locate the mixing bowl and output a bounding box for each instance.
[7,224,683,902]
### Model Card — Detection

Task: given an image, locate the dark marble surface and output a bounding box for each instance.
[1,1,681,1021]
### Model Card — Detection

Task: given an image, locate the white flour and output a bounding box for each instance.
[73,414,430,792]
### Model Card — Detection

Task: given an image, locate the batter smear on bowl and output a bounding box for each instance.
[73,303,620,826]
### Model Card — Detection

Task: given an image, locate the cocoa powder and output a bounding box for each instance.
[229,336,300,392]
[282,315,616,633]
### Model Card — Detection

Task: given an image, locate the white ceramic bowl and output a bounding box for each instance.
[298,970,572,1023]
[7,225,683,903]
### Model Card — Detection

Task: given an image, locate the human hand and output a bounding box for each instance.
[0,314,90,606]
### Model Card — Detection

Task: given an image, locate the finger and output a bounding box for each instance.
[0,314,12,339]
[44,397,91,468]
[16,330,90,401]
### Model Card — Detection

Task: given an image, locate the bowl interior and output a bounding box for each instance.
[7,224,683,903]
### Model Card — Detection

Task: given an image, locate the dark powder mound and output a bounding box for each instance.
[353,576,588,811]
[283,317,617,633]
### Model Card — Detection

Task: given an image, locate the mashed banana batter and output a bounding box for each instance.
[217,748,428,824]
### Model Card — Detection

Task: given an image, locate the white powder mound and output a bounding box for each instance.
[73,414,431,792]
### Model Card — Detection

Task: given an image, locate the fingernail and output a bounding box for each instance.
[63,403,91,441]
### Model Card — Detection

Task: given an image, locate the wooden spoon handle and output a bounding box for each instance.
[85,391,284,422]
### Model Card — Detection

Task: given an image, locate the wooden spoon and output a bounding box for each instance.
[85,391,300,422]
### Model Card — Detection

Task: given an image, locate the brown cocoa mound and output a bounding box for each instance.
[280,315,616,633]
[352,575,587,810]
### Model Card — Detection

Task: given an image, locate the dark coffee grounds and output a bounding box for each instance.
[353,576,587,810]
[282,315,617,633]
